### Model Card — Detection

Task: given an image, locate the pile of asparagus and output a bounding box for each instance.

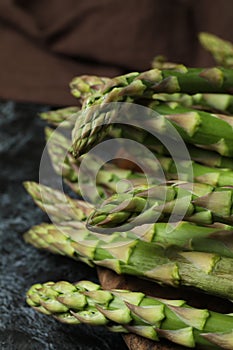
[24,33,233,349]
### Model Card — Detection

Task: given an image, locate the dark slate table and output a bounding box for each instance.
[0,100,128,350]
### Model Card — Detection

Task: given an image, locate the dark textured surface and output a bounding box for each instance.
[0,101,128,350]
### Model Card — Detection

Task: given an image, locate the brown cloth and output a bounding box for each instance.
[1,0,233,106]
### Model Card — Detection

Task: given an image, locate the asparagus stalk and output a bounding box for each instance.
[149,102,233,156]
[70,75,110,103]
[39,94,233,126]
[137,132,233,170]
[25,176,233,258]
[23,181,93,223]
[45,127,147,199]
[24,222,94,266]
[109,126,233,185]
[24,178,233,230]
[24,222,233,300]
[40,107,80,128]
[140,222,233,259]
[153,143,233,170]
[26,279,233,349]
[152,92,233,114]
[45,127,109,198]
[72,67,233,157]
[83,67,233,107]
[88,182,233,228]
[24,211,233,259]
[24,181,233,259]
[74,100,233,158]
[151,55,187,72]
[45,122,233,195]
[155,153,233,186]
[199,32,233,68]
[150,52,233,111]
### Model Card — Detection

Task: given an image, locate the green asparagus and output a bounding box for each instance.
[40,106,80,128]
[109,125,233,185]
[150,102,233,156]
[24,222,233,299]
[22,31,233,350]
[73,99,233,158]
[153,92,233,114]
[199,32,233,68]
[45,127,109,198]
[72,67,233,157]
[151,55,187,72]
[24,207,233,259]
[154,143,233,170]
[23,181,93,222]
[26,279,233,349]
[136,133,233,171]
[83,67,233,107]
[70,75,110,103]
[155,153,233,186]
[24,180,233,259]
[45,121,233,194]
[88,182,233,228]
[46,126,147,196]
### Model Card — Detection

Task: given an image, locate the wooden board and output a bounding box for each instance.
[97,267,233,350]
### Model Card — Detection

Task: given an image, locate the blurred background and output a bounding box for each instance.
[1,0,233,105]
[1,1,233,349]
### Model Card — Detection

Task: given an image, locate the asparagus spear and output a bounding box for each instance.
[155,153,233,186]
[70,75,110,103]
[24,210,233,259]
[152,92,233,114]
[45,121,233,193]
[24,222,95,266]
[135,132,233,170]
[199,32,233,68]
[72,67,233,157]
[24,222,233,299]
[104,120,233,179]
[72,100,233,160]
[83,67,233,107]
[39,93,233,127]
[45,127,147,199]
[140,222,233,259]
[154,144,233,170]
[25,175,233,257]
[151,53,233,111]
[26,279,233,349]
[151,55,187,72]
[22,176,233,258]
[24,178,233,230]
[44,127,109,198]
[149,102,233,157]
[108,126,233,185]
[24,180,233,259]
[88,182,233,228]
[23,181,93,222]
[40,107,80,128]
